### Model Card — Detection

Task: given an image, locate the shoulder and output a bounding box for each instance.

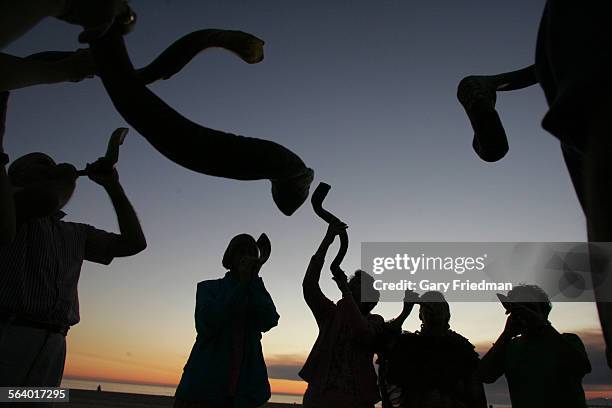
[368,313,385,325]
[58,219,98,236]
[54,220,93,242]
[560,332,587,350]
[448,330,476,349]
[197,278,225,291]
[58,219,87,229]
[447,330,480,363]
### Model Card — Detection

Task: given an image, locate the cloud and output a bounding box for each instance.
[578,329,612,388]
[265,353,308,381]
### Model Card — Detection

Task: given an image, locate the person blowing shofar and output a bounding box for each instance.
[174,233,279,408]
[0,107,147,386]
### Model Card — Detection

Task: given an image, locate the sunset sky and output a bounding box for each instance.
[3,0,611,403]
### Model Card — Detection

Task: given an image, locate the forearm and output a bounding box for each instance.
[104,182,146,255]
[0,53,66,91]
[388,304,413,332]
[476,333,509,382]
[304,237,333,286]
[0,0,68,49]
[249,282,280,332]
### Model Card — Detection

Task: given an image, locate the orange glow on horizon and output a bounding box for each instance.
[65,353,307,396]
[65,347,310,396]
[585,386,612,400]
[269,379,308,396]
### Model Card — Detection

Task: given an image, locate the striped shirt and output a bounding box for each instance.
[0,212,116,326]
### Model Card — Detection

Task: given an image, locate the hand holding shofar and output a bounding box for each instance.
[311,182,349,279]
[86,21,313,216]
[12,128,128,219]
[77,127,128,177]
[457,65,538,162]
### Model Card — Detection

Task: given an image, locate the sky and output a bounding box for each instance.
[3,0,611,403]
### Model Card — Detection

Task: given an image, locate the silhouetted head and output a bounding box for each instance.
[418,291,451,334]
[348,270,379,315]
[222,234,259,271]
[506,284,551,333]
[9,152,77,214]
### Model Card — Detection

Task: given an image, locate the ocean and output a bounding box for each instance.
[60,378,304,405]
[61,379,519,407]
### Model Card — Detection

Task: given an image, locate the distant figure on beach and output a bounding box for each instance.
[378,291,487,408]
[300,222,384,408]
[477,285,591,408]
[97,384,102,392]
[457,1,612,367]
[0,95,147,387]
[174,233,279,408]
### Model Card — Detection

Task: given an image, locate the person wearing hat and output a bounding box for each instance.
[0,92,146,386]
[379,291,487,408]
[477,285,591,408]
[174,233,279,408]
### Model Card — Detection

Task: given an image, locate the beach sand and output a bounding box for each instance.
[68,389,300,407]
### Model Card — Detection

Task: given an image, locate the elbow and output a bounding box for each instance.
[123,237,148,256]
[260,313,280,333]
[133,238,148,254]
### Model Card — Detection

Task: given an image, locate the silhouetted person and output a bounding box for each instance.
[379,291,486,408]
[477,285,591,408]
[174,233,279,408]
[0,92,146,387]
[300,222,384,408]
[457,1,612,367]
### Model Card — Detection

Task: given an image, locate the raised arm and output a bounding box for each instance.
[86,157,146,257]
[386,290,419,334]
[0,51,95,92]
[476,315,518,383]
[0,92,16,245]
[303,222,346,324]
